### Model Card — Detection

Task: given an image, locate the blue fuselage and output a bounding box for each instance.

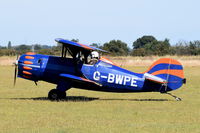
[18,54,157,93]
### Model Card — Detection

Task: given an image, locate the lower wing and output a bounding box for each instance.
[60,73,102,87]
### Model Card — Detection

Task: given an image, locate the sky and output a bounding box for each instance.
[0,0,200,47]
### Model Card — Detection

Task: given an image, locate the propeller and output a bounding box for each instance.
[13,54,19,86]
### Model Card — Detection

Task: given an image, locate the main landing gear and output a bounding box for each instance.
[48,89,66,101]
[48,80,71,101]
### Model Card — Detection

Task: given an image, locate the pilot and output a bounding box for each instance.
[89,51,100,65]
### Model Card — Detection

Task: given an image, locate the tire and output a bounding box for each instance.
[48,89,66,101]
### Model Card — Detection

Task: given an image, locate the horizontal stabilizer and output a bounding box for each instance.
[144,73,167,84]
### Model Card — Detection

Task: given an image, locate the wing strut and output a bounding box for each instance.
[61,45,64,57]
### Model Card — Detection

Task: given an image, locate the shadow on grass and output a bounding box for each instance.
[6,96,171,102]
[100,98,171,101]
[9,96,99,102]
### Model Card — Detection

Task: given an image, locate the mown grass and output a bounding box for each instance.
[0,65,200,133]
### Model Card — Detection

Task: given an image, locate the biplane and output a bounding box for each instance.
[13,38,186,101]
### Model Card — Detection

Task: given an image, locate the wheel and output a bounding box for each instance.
[48,89,66,101]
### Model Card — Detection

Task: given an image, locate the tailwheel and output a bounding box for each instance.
[175,97,182,101]
[48,89,66,101]
[165,92,182,101]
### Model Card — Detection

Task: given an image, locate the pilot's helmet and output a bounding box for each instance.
[91,51,99,59]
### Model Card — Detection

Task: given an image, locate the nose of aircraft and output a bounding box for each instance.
[15,52,41,84]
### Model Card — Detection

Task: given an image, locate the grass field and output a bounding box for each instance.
[0,60,200,132]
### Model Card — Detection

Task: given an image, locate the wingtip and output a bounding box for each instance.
[55,38,63,42]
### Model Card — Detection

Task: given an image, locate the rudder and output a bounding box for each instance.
[145,58,185,91]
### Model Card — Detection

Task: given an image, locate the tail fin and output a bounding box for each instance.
[144,58,185,91]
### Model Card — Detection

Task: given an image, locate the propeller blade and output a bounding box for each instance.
[14,64,17,86]
[16,54,19,60]
[13,54,19,86]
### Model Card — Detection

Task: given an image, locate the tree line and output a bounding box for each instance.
[0,36,200,56]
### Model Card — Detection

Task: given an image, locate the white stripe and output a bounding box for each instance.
[23,64,40,68]
[101,76,107,78]
[144,73,166,82]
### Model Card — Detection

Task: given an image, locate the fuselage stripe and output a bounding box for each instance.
[151,69,184,79]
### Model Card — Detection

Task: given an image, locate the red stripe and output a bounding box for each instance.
[23,71,32,75]
[25,56,34,59]
[151,69,184,78]
[26,52,36,55]
[78,43,93,50]
[24,61,33,64]
[23,66,32,70]
[23,75,31,79]
[80,77,93,83]
[100,57,117,66]
[142,58,182,73]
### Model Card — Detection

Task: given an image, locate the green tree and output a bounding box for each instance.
[131,48,146,56]
[15,44,31,54]
[132,36,171,56]
[143,39,170,56]
[0,45,6,49]
[38,49,54,55]
[133,35,157,49]
[103,40,129,56]
[7,41,12,49]
[171,41,190,55]
[188,41,200,55]
[71,39,79,42]
[34,44,42,51]
[90,43,102,49]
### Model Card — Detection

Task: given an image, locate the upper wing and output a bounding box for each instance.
[60,73,102,86]
[55,38,107,52]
